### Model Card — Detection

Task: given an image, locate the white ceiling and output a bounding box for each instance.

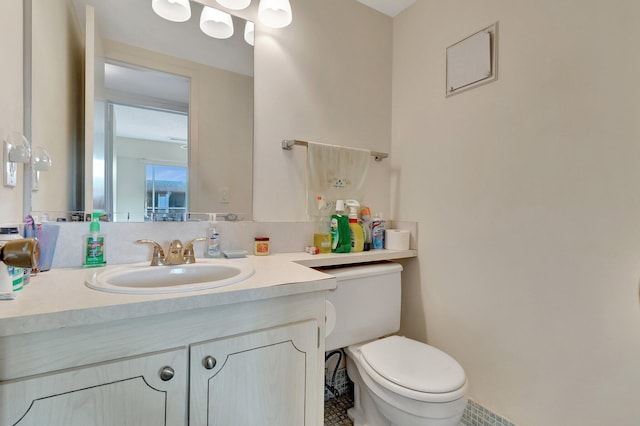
[357,0,416,17]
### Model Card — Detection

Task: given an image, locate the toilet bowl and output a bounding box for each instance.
[346,336,468,426]
[323,262,468,426]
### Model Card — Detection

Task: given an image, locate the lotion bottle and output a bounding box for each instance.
[0,228,24,291]
[0,261,14,299]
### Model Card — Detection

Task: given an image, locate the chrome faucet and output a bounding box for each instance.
[136,238,205,266]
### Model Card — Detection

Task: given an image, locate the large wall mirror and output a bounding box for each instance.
[27,0,254,222]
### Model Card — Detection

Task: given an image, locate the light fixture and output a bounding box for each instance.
[3,132,31,188]
[216,0,251,10]
[31,146,52,192]
[258,0,292,29]
[152,0,191,22]
[200,6,234,39]
[244,21,255,46]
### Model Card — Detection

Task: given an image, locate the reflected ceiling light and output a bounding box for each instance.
[244,21,255,46]
[258,0,292,29]
[152,0,192,22]
[216,0,251,10]
[200,6,234,39]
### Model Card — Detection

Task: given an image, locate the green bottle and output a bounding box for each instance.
[83,212,106,267]
[330,200,351,253]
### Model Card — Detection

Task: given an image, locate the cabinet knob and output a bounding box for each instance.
[203,356,217,370]
[159,366,175,381]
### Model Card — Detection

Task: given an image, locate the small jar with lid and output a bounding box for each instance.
[254,237,270,256]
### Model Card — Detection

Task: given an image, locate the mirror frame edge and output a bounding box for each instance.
[23,0,33,219]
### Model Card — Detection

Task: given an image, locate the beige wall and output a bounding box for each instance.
[252,0,393,220]
[30,0,83,214]
[0,0,24,224]
[393,1,640,424]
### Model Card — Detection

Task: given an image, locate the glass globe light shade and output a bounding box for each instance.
[200,7,234,39]
[258,0,292,29]
[152,0,191,22]
[244,21,255,46]
[216,0,251,10]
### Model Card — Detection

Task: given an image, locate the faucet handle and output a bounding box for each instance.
[183,237,206,264]
[136,239,165,266]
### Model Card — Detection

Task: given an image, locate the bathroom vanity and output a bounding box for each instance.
[0,250,415,426]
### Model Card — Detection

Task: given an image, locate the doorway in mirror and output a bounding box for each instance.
[96,61,190,222]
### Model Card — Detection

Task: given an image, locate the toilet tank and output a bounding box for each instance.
[323,262,403,351]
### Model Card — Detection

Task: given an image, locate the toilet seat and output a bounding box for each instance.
[357,336,467,403]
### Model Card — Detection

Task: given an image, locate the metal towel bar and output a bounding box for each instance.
[281,139,388,161]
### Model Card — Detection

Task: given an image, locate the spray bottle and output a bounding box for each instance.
[345,200,365,252]
[371,213,386,250]
[360,206,372,251]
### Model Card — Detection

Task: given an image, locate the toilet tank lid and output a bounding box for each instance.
[360,336,466,394]
[321,262,403,281]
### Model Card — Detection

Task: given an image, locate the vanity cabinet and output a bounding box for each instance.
[190,320,318,425]
[0,292,326,426]
[0,348,188,425]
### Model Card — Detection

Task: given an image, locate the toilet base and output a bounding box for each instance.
[348,373,392,426]
[346,348,467,426]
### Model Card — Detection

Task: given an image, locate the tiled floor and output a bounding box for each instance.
[323,368,489,426]
[324,392,354,426]
[324,392,469,426]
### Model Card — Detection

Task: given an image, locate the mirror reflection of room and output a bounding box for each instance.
[28,0,254,222]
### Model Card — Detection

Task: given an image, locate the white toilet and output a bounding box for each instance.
[324,262,468,426]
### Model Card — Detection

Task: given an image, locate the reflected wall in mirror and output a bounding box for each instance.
[28,0,84,217]
[28,0,254,222]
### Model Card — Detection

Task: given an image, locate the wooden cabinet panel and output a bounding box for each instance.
[189,320,318,426]
[0,348,187,426]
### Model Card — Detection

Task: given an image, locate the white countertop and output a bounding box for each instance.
[0,249,416,338]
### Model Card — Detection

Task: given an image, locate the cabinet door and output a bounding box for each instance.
[190,320,319,426]
[0,348,187,426]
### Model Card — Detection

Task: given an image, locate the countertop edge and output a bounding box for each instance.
[0,250,416,338]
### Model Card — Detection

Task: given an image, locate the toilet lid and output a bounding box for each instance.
[360,336,466,394]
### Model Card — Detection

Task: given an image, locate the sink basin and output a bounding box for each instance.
[85,260,255,294]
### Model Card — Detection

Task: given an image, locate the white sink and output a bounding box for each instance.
[85,260,255,294]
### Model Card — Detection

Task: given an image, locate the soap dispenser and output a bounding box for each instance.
[205,214,221,258]
[83,212,106,267]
